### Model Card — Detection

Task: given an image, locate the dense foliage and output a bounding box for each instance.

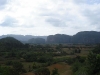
[71,45,100,75]
[47,31,100,44]
[0,37,100,75]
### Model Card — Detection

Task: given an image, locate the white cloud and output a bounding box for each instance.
[0,16,18,27]
[0,0,100,35]
[0,0,8,9]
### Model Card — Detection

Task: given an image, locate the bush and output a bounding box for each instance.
[66,58,75,65]
[34,67,50,75]
[74,67,87,75]
[75,56,86,63]
[12,62,26,75]
[71,61,81,72]
[86,52,100,75]
[0,66,12,75]
[51,68,59,75]
[5,61,13,65]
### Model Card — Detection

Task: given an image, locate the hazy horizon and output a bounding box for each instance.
[0,30,99,36]
[0,0,100,36]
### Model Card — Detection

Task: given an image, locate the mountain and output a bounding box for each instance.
[0,31,100,44]
[0,35,47,43]
[72,31,100,44]
[47,34,71,43]
[28,38,45,44]
[0,37,24,50]
[47,31,100,44]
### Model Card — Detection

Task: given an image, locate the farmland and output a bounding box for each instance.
[20,44,94,75]
[0,38,96,75]
[0,37,99,75]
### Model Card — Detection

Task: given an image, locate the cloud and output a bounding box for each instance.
[0,0,7,5]
[0,0,8,9]
[0,0,100,35]
[46,18,66,27]
[84,5,100,23]
[74,0,100,4]
[74,1,100,30]
[0,16,18,27]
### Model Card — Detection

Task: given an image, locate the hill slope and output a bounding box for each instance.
[47,31,100,44]
[0,37,24,50]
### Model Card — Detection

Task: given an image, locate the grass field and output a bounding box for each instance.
[0,44,95,75]
[48,62,72,75]
[21,46,93,75]
[22,62,72,75]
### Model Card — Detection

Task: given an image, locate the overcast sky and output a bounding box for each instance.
[0,0,100,36]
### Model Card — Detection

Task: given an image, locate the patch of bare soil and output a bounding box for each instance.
[22,72,35,75]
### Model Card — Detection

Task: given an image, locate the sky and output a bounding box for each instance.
[0,0,100,36]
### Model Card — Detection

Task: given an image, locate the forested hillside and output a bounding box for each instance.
[0,36,100,75]
[47,31,100,44]
[0,37,24,51]
[0,31,100,44]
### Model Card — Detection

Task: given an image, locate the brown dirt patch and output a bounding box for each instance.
[48,63,72,75]
[22,72,35,75]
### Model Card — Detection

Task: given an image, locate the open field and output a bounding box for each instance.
[22,63,72,75]
[48,63,72,75]
[0,44,96,75]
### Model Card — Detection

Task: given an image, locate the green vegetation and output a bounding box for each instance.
[34,67,50,75]
[71,45,100,75]
[51,68,59,75]
[0,37,100,75]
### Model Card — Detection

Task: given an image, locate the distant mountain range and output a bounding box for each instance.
[0,35,47,43]
[0,31,100,44]
[47,31,100,44]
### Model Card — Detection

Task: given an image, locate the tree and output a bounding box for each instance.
[51,68,59,75]
[12,62,26,75]
[32,62,39,70]
[71,61,81,73]
[92,45,100,54]
[74,67,87,75]
[0,66,12,75]
[86,52,100,75]
[71,45,100,75]
[34,67,50,75]
[28,65,32,72]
